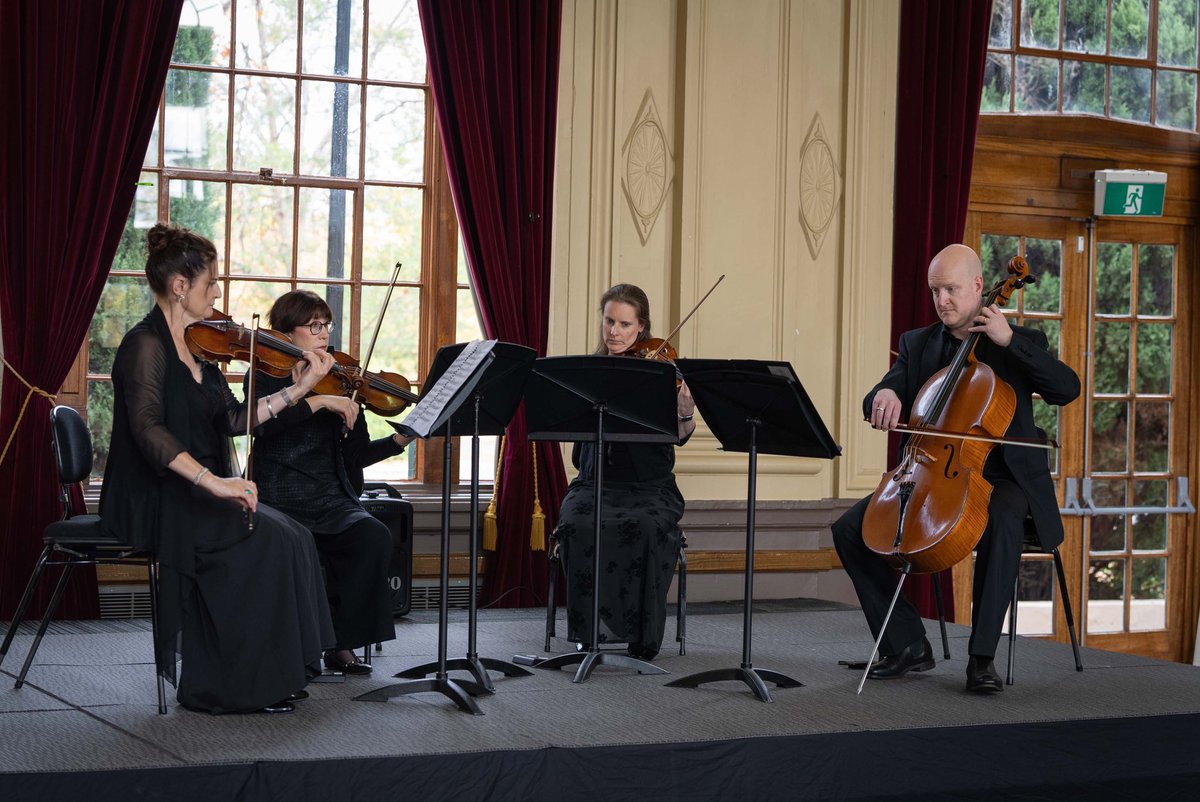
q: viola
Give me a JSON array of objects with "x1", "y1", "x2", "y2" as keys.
[
  {"x1": 860, "y1": 256, "x2": 1037, "y2": 574},
  {"x1": 185, "y1": 310, "x2": 419, "y2": 417}
]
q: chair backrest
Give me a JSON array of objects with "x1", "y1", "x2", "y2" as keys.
[{"x1": 49, "y1": 405, "x2": 94, "y2": 487}]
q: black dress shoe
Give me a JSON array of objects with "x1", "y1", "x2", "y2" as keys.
[
  {"x1": 285, "y1": 689, "x2": 309, "y2": 702},
  {"x1": 627, "y1": 643, "x2": 660, "y2": 661},
  {"x1": 866, "y1": 637, "x2": 935, "y2": 680},
  {"x1": 324, "y1": 650, "x2": 372, "y2": 676},
  {"x1": 965, "y1": 656, "x2": 1003, "y2": 693},
  {"x1": 257, "y1": 700, "x2": 295, "y2": 714}
]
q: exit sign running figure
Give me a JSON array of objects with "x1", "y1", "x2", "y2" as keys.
[{"x1": 1094, "y1": 169, "x2": 1167, "y2": 217}]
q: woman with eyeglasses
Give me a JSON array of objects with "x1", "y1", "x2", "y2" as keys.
[{"x1": 247, "y1": 289, "x2": 412, "y2": 675}]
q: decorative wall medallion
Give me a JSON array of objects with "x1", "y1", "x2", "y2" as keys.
[
  {"x1": 798, "y1": 113, "x2": 842, "y2": 259},
  {"x1": 621, "y1": 89, "x2": 674, "y2": 245}
]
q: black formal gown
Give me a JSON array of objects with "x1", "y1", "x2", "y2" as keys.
[
  {"x1": 100, "y1": 307, "x2": 334, "y2": 713},
  {"x1": 249, "y1": 371, "x2": 401, "y2": 652},
  {"x1": 556, "y1": 439, "x2": 686, "y2": 654}
]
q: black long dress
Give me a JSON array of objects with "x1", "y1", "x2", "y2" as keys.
[
  {"x1": 99, "y1": 307, "x2": 334, "y2": 713},
  {"x1": 249, "y1": 371, "x2": 401, "y2": 652},
  {"x1": 556, "y1": 439, "x2": 686, "y2": 654}
]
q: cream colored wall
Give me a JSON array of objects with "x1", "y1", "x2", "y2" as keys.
[{"x1": 550, "y1": 0, "x2": 899, "y2": 502}]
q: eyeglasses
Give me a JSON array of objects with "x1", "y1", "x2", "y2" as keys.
[{"x1": 306, "y1": 321, "x2": 334, "y2": 335}]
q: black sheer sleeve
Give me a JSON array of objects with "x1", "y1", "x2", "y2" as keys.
[
  {"x1": 210, "y1": 363, "x2": 253, "y2": 436},
  {"x1": 111, "y1": 329, "x2": 187, "y2": 474}
]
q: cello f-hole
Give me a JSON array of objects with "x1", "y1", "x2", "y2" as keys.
[{"x1": 942, "y1": 443, "x2": 959, "y2": 479}]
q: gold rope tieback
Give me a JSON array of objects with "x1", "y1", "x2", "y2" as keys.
[
  {"x1": 482, "y1": 434, "x2": 506, "y2": 551},
  {"x1": 530, "y1": 442, "x2": 545, "y2": 552},
  {"x1": 0, "y1": 355, "x2": 58, "y2": 469}
]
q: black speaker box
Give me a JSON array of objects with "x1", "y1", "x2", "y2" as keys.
[{"x1": 360, "y1": 484, "x2": 413, "y2": 617}]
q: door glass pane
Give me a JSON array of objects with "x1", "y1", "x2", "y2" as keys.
[
  {"x1": 1088, "y1": 558, "x2": 1126, "y2": 633},
  {"x1": 363, "y1": 86, "x2": 426, "y2": 182},
  {"x1": 173, "y1": 7, "x2": 231, "y2": 68},
  {"x1": 1032, "y1": 398, "x2": 1060, "y2": 473},
  {"x1": 1015, "y1": 559, "x2": 1054, "y2": 636},
  {"x1": 1133, "y1": 401, "x2": 1170, "y2": 472},
  {"x1": 232, "y1": 75, "x2": 297, "y2": 173},
  {"x1": 1130, "y1": 557, "x2": 1166, "y2": 631},
  {"x1": 1132, "y1": 498, "x2": 1167, "y2": 550},
  {"x1": 299, "y1": 80, "x2": 362, "y2": 179},
  {"x1": 168, "y1": 180, "x2": 227, "y2": 257},
  {"x1": 1135, "y1": 323, "x2": 1172, "y2": 394},
  {"x1": 362, "y1": 186, "x2": 424, "y2": 282},
  {"x1": 1159, "y1": 0, "x2": 1200, "y2": 67},
  {"x1": 1095, "y1": 242, "x2": 1132, "y2": 313},
  {"x1": 366, "y1": 2, "x2": 428, "y2": 82},
  {"x1": 1022, "y1": 238, "x2": 1062, "y2": 312},
  {"x1": 981, "y1": 234, "x2": 1020, "y2": 283},
  {"x1": 1137, "y1": 244, "x2": 1175, "y2": 315},
  {"x1": 235, "y1": 0, "x2": 298, "y2": 72},
  {"x1": 1090, "y1": 480, "x2": 1127, "y2": 551},
  {"x1": 165, "y1": 69, "x2": 229, "y2": 170},
  {"x1": 1024, "y1": 318, "x2": 1060, "y2": 358},
  {"x1": 1091, "y1": 400, "x2": 1129, "y2": 472},
  {"x1": 302, "y1": 0, "x2": 363, "y2": 78},
  {"x1": 1093, "y1": 322, "x2": 1130, "y2": 393}
]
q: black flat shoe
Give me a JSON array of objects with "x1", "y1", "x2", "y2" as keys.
[
  {"x1": 285, "y1": 690, "x2": 309, "y2": 702},
  {"x1": 324, "y1": 650, "x2": 372, "y2": 676},
  {"x1": 627, "y1": 643, "x2": 660, "y2": 661},
  {"x1": 866, "y1": 637, "x2": 935, "y2": 680},
  {"x1": 258, "y1": 700, "x2": 295, "y2": 714},
  {"x1": 965, "y1": 656, "x2": 1003, "y2": 693}
]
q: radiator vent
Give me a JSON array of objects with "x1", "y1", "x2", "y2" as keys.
[
  {"x1": 408, "y1": 579, "x2": 476, "y2": 611},
  {"x1": 99, "y1": 585, "x2": 153, "y2": 619}
]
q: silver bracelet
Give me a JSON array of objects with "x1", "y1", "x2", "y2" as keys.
[
  {"x1": 265, "y1": 395, "x2": 276, "y2": 419},
  {"x1": 678, "y1": 414, "x2": 694, "y2": 422},
  {"x1": 280, "y1": 386, "x2": 294, "y2": 407},
  {"x1": 192, "y1": 467, "x2": 210, "y2": 486}
]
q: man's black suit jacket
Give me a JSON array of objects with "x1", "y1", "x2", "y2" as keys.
[{"x1": 864, "y1": 322, "x2": 1081, "y2": 550}]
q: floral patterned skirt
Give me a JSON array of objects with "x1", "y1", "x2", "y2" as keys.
[{"x1": 556, "y1": 477, "x2": 683, "y2": 651}]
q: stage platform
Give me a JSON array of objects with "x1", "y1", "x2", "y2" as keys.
[{"x1": 2, "y1": 599, "x2": 1199, "y2": 800}]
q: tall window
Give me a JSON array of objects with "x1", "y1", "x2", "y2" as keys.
[
  {"x1": 84, "y1": 0, "x2": 483, "y2": 485},
  {"x1": 984, "y1": 0, "x2": 1200, "y2": 130}
]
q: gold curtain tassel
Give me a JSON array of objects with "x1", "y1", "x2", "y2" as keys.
[
  {"x1": 482, "y1": 434, "x2": 506, "y2": 551},
  {"x1": 530, "y1": 443, "x2": 545, "y2": 551}
]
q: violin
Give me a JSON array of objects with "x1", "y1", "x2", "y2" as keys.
[
  {"x1": 615, "y1": 274, "x2": 726, "y2": 376},
  {"x1": 185, "y1": 310, "x2": 419, "y2": 417},
  {"x1": 860, "y1": 256, "x2": 1037, "y2": 574}
]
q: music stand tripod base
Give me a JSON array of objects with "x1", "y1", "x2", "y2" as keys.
[
  {"x1": 665, "y1": 665, "x2": 802, "y2": 703},
  {"x1": 395, "y1": 655, "x2": 532, "y2": 691},
  {"x1": 536, "y1": 649, "x2": 667, "y2": 683},
  {"x1": 354, "y1": 675, "x2": 489, "y2": 714}
]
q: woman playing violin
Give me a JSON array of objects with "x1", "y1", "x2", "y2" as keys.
[
  {"x1": 247, "y1": 290, "x2": 412, "y2": 675},
  {"x1": 99, "y1": 223, "x2": 335, "y2": 714},
  {"x1": 554, "y1": 284, "x2": 696, "y2": 660}
]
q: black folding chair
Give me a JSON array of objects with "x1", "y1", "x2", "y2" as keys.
[
  {"x1": 0, "y1": 405, "x2": 166, "y2": 713},
  {"x1": 544, "y1": 529, "x2": 687, "y2": 656}
]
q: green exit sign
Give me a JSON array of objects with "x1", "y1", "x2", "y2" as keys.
[{"x1": 1094, "y1": 169, "x2": 1167, "y2": 217}]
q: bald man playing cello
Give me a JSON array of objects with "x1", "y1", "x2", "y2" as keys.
[{"x1": 832, "y1": 244, "x2": 1080, "y2": 693}]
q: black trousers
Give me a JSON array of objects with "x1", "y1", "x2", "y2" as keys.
[
  {"x1": 313, "y1": 516, "x2": 395, "y2": 651},
  {"x1": 831, "y1": 478, "x2": 1027, "y2": 660}
]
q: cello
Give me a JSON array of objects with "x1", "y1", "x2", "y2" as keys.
[{"x1": 854, "y1": 255, "x2": 1046, "y2": 691}]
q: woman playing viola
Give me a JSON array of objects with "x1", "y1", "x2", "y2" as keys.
[
  {"x1": 100, "y1": 224, "x2": 335, "y2": 714},
  {"x1": 554, "y1": 284, "x2": 696, "y2": 660},
  {"x1": 248, "y1": 290, "x2": 412, "y2": 675}
]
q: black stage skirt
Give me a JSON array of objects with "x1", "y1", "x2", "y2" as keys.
[
  {"x1": 177, "y1": 499, "x2": 334, "y2": 714},
  {"x1": 557, "y1": 478, "x2": 684, "y2": 651}
]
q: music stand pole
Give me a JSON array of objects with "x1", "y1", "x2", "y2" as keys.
[{"x1": 355, "y1": 419, "x2": 488, "y2": 713}]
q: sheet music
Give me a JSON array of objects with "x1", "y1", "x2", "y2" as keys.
[{"x1": 397, "y1": 339, "x2": 497, "y2": 438}]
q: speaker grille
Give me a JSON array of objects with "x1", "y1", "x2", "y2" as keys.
[
  {"x1": 408, "y1": 580, "x2": 478, "y2": 611},
  {"x1": 99, "y1": 585, "x2": 153, "y2": 619}
]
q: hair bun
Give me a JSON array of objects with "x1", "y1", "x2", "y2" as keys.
[{"x1": 146, "y1": 222, "x2": 185, "y2": 256}]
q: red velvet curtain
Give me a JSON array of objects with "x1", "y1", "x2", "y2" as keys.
[
  {"x1": 0, "y1": 0, "x2": 182, "y2": 618},
  {"x1": 418, "y1": 0, "x2": 566, "y2": 607},
  {"x1": 890, "y1": 0, "x2": 992, "y2": 617}
]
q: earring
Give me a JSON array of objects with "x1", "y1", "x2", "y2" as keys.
[{"x1": 176, "y1": 294, "x2": 185, "y2": 303}]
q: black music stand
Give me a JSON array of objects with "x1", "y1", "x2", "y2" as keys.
[
  {"x1": 355, "y1": 340, "x2": 496, "y2": 714},
  {"x1": 525, "y1": 355, "x2": 678, "y2": 683},
  {"x1": 394, "y1": 342, "x2": 537, "y2": 691},
  {"x1": 665, "y1": 359, "x2": 841, "y2": 702}
]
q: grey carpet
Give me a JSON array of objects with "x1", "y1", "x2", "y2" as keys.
[{"x1": 2, "y1": 605, "x2": 1198, "y2": 774}]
